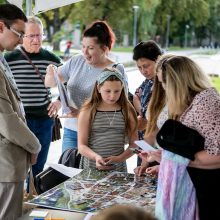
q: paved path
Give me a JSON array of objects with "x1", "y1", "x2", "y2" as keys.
[{"x1": 70, "y1": 48, "x2": 220, "y2": 76}]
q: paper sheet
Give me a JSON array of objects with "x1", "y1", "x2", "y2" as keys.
[
  {"x1": 53, "y1": 67, "x2": 72, "y2": 115},
  {"x1": 29, "y1": 210, "x2": 48, "y2": 217},
  {"x1": 47, "y1": 163, "x2": 83, "y2": 177},
  {"x1": 134, "y1": 140, "x2": 157, "y2": 152}
]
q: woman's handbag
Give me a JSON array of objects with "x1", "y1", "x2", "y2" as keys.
[
  {"x1": 52, "y1": 117, "x2": 62, "y2": 142},
  {"x1": 156, "y1": 119, "x2": 204, "y2": 160}
]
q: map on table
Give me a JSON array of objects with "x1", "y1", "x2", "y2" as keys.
[{"x1": 26, "y1": 169, "x2": 157, "y2": 214}]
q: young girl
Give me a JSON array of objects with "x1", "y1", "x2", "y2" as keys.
[{"x1": 78, "y1": 68, "x2": 138, "y2": 172}]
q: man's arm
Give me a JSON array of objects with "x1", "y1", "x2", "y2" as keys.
[{"x1": 0, "y1": 74, "x2": 41, "y2": 154}]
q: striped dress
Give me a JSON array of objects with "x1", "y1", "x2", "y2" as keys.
[{"x1": 80, "y1": 110, "x2": 127, "y2": 172}]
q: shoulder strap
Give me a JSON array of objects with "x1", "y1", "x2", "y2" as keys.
[
  {"x1": 19, "y1": 47, "x2": 51, "y2": 101},
  {"x1": 19, "y1": 47, "x2": 44, "y2": 82}
]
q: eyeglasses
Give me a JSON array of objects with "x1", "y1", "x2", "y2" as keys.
[
  {"x1": 24, "y1": 34, "x2": 45, "y2": 40},
  {"x1": 8, "y1": 26, "x2": 24, "y2": 39}
]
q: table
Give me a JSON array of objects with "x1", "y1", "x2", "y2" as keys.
[
  {"x1": 18, "y1": 208, "x2": 86, "y2": 220},
  {"x1": 26, "y1": 170, "x2": 156, "y2": 214}
]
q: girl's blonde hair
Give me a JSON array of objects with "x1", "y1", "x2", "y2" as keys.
[
  {"x1": 80, "y1": 70, "x2": 137, "y2": 136},
  {"x1": 145, "y1": 75, "x2": 166, "y2": 136},
  {"x1": 145, "y1": 54, "x2": 172, "y2": 136},
  {"x1": 157, "y1": 54, "x2": 211, "y2": 119}
]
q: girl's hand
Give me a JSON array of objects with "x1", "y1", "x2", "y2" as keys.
[
  {"x1": 146, "y1": 165, "x2": 160, "y2": 176},
  {"x1": 134, "y1": 160, "x2": 148, "y2": 176},
  {"x1": 138, "y1": 150, "x2": 162, "y2": 163},
  {"x1": 134, "y1": 165, "x2": 147, "y2": 176},
  {"x1": 138, "y1": 151, "x2": 149, "y2": 162},
  {"x1": 95, "y1": 155, "x2": 114, "y2": 171},
  {"x1": 47, "y1": 100, "x2": 61, "y2": 117},
  {"x1": 104, "y1": 155, "x2": 122, "y2": 164},
  {"x1": 148, "y1": 150, "x2": 162, "y2": 163}
]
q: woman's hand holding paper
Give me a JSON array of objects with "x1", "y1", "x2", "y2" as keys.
[{"x1": 59, "y1": 107, "x2": 79, "y2": 118}]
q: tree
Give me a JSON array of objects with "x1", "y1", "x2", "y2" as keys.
[
  {"x1": 153, "y1": 0, "x2": 209, "y2": 47},
  {"x1": 40, "y1": 5, "x2": 75, "y2": 50},
  {"x1": 134, "y1": 0, "x2": 160, "y2": 42},
  {"x1": 2, "y1": 0, "x2": 220, "y2": 48},
  {"x1": 67, "y1": 0, "x2": 134, "y2": 45},
  {"x1": 197, "y1": 0, "x2": 220, "y2": 47}
]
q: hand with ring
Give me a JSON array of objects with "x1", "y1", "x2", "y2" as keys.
[{"x1": 47, "y1": 100, "x2": 61, "y2": 117}]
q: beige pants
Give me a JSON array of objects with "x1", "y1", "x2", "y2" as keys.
[{"x1": 0, "y1": 181, "x2": 24, "y2": 220}]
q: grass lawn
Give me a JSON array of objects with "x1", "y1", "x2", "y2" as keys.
[
  {"x1": 112, "y1": 47, "x2": 133, "y2": 52},
  {"x1": 53, "y1": 50, "x2": 63, "y2": 56},
  {"x1": 211, "y1": 76, "x2": 220, "y2": 92}
]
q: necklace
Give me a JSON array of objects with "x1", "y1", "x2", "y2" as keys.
[{"x1": 105, "y1": 110, "x2": 117, "y2": 127}]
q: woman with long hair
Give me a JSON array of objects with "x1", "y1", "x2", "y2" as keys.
[{"x1": 141, "y1": 54, "x2": 220, "y2": 220}]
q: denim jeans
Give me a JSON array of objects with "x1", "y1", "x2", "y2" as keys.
[
  {"x1": 62, "y1": 127, "x2": 77, "y2": 152},
  {"x1": 26, "y1": 118, "x2": 54, "y2": 177}
]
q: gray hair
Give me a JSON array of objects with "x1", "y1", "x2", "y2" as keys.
[{"x1": 27, "y1": 16, "x2": 43, "y2": 29}]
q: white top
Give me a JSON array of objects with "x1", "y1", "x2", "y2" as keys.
[{"x1": 157, "y1": 106, "x2": 169, "y2": 129}]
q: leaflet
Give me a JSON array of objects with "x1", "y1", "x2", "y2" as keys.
[
  {"x1": 53, "y1": 65, "x2": 72, "y2": 115},
  {"x1": 134, "y1": 140, "x2": 157, "y2": 152},
  {"x1": 47, "y1": 163, "x2": 83, "y2": 178}
]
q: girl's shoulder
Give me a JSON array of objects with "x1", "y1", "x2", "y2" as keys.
[{"x1": 79, "y1": 106, "x2": 92, "y2": 116}]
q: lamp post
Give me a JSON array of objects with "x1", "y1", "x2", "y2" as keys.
[
  {"x1": 133, "y1": 5, "x2": 139, "y2": 47},
  {"x1": 165, "y1": 14, "x2": 171, "y2": 50},
  {"x1": 184, "y1": 24, "x2": 190, "y2": 48},
  {"x1": 26, "y1": 0, "x2": 33, "y2": 16}
]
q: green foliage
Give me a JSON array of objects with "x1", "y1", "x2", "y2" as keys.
[
  {"x1": 0, "y1": 0, "x2": 7, "y2": 4},
  {"x1": 51, "y1": 28, "x2": 65, "y2": 43},
  {"x1": 153, "y1": 0, "x2": 210, "y2": 46},
  {"x1": 67, "y1": 0, "x2": 134, "y2": 44},
  {"x1": 6, "y1": 0, "x2": 220, "y2": 48},
  {"x1": 69, "y1": 0, "x2": 133, "y2": 26},
  {"x1": 136, "y1": 0, "x2": 160, "y2": 41},
  {"x1": 211, "y1": 76, "x2": 220, "y2": 92}
]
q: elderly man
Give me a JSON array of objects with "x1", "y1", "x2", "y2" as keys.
[
  {"x1": 0, "y1": 4, "x2": 41, "y2": 220},
  {"x1": 5, "y1": 16, "x2": 62, "y2": 182}
]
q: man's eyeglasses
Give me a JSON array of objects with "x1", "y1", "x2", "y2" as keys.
[
  {"x1": 5, "y1": 23, "x2": 24, "y2": 39},
  {"x1": 24, "y1": 34, "x2": 45, "y2": 40}
]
